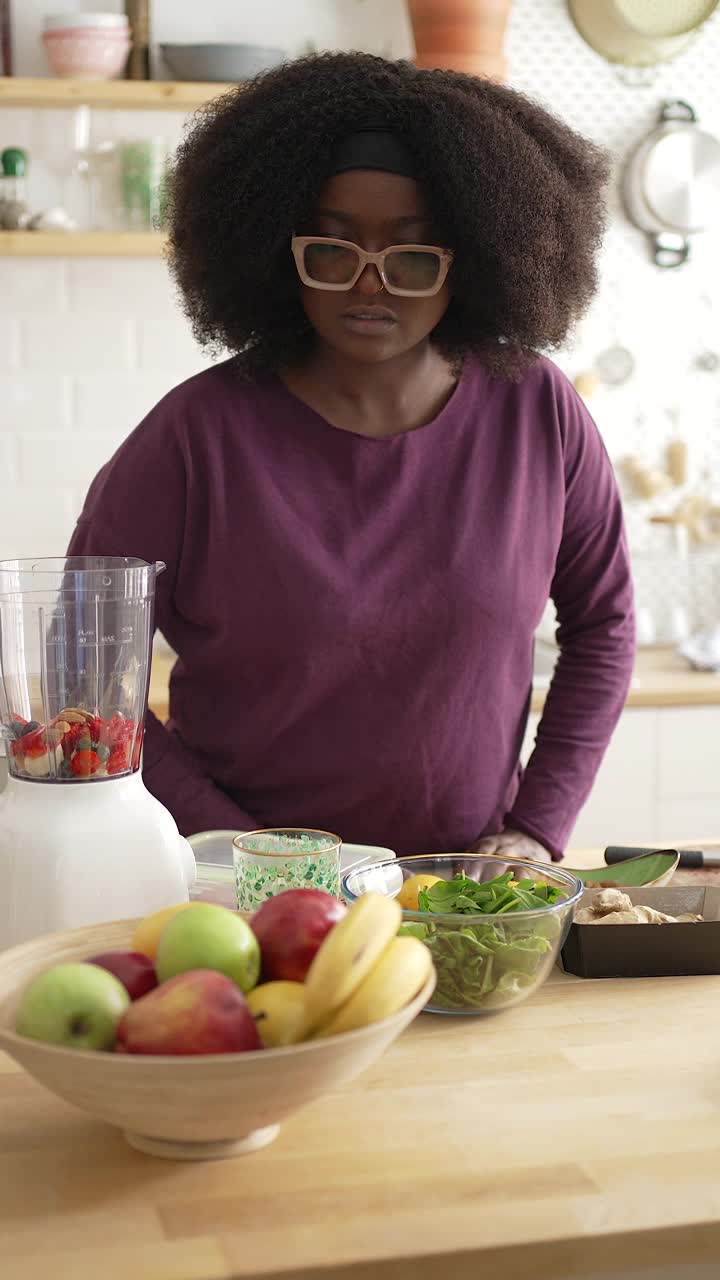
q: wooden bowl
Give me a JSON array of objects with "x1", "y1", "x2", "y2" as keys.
[{"x1": 0, "y1": 918, "x2": 434, "y2": 1161}]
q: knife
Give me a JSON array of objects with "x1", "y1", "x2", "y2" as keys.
[{"x1": 605, "y1": 845, "x2": 720, "y2": 870}]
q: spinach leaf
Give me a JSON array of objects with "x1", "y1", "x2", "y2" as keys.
[{"x1": 406, "y1": 870, "x2": 564, "y2": 1012}]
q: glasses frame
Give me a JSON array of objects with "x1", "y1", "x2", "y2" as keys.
[{"x1": 291, "y1": 235, "x2": 453, "y2": 297}]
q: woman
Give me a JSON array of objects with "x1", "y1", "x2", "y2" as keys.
[{"x1": 69, "y1": 52, "x2": 634, "y2": 862}]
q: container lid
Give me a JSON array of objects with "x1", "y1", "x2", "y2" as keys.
[
  {"x1": 1, "y1": 147, "x2": 28, "y2": 177},
  {"x1": 43, "y1": 13, "x2": 130, "y2": 31}
]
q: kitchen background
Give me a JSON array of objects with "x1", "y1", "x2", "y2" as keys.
[{"x1": 1, "y1": 0, "x2": 719, "y2": 843}]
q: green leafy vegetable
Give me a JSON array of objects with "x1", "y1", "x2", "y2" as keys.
[
  {"x1": 417, "y1": 870, "x2": 564, "y2": 916},
  {"x1": 402, "y1": 871, "x2": 565, "y2": 1012}
]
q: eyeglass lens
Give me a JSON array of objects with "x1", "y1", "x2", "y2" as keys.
[{"x1": 302, "y1": 241, "x2": 441, "y2": 292}]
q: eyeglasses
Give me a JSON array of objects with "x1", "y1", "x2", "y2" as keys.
[{"x1": 291, "y1": 235, "x2": 453, "y2": 297}]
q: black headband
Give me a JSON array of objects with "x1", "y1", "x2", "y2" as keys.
[{"x1": 328, "y1": 123, "x2": 417, "y2": 180}]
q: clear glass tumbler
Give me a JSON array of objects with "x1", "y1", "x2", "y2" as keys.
[{"x1": 233, "y1": 828, "x2": 342, "y2": 912}]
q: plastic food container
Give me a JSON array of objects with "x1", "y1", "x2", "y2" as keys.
[
  {"x1": 42, "y1": 13, "x2": 131, "y2": 80},
  {"x1": 189, "y1": 831, "x2": 396, "y2": 908},
  {"x1": 343, "y1": 853, "x2": 582, "y2": 1016}
]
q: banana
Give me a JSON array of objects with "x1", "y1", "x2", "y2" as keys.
[
  {"x1": 303, "y1": 892, "x2": 402, "y2": 1032},
  {"x1": 315, "y1": 935, "x2": 433, "y2": 1038}
]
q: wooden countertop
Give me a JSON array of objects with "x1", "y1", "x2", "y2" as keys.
[
  {"x1": 4, "y1": 845, "x2": 720, "y2": 1280},
  {"x1": 4, "y1": 959, "x2": 720, "y2": 1278},
  {"x1": 147, "y1": 645, "x2": 720, "y2": 724}
]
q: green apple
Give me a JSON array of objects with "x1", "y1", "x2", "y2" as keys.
[
  {"x1": 15, "y1": 962, "x2": 130, "y2": 1051},
  {"x1": 156, "y1": 903, "x2": 261, "y2": 992}
]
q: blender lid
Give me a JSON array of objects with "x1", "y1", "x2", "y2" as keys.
[{"x1": 0, "y1": 558, "x2": 166, "y2": 598}]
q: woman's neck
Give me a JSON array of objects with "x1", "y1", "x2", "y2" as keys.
[{"x1": 283, "y1": 341, "x2": 458, "y2": 439}]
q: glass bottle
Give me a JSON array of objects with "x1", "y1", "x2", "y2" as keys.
[{"x1": 0, "y1": 147, "x2": 31, "y2": 230}]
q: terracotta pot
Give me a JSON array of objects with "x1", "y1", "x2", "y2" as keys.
[{"x1": 407, "y1": 0, "x2": 512, "y2": 80}]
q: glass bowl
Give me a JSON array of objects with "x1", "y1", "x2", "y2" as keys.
[{"x1": 342, "y1": 854, "x2": 582, "y2": 1016}]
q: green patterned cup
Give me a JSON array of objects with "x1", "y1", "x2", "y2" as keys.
[{"x1": 232, "y1": 828, "x2": 342, "y2": 912}]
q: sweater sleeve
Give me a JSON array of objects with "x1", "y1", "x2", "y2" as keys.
[
  {"x1": 505, "y1": 380, "x2": 635, "y2": 858},
  {"x1": 66, "y1": 401, "x2": 259, "y2": 838}
]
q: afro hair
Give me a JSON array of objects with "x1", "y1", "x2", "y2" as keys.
[{"x1": 167, "y1": 52, "x2": 610, "y2": 379}]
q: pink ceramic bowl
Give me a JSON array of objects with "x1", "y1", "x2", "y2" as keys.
[{"x1": 42, "y1": 25, "x2": 131, "y2": 80}]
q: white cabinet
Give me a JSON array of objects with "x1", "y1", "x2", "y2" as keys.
[
  {"x1": 522, "y1": 705, "x2": 720, "y2": 850},
  {"x1": 656, "y1": 706, "x2": 720, "y2": 841}
]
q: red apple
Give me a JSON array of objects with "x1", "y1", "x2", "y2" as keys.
[
  {"x1": 116, "y1": 969, "x2": 263, "y2": 1055},
  {"x1": 251, "y1": 889, "x2": 346, "y2": 983},
  {"x1": 85, "y1": 950, "x2": 158, "y2": 1001}
]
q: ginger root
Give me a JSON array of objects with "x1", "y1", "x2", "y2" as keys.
[{"x1": 576, "y1": 889, "x2": 702, "y2": 925}]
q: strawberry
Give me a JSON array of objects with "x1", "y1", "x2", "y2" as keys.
[
  {"x1": 20, "y1": 726, "x2": 49, "y2": 758},
  {"x1": 16, "y1": 725, "x2": 53, "y2": 778},
  {"x1": 86, "y1": 715, "x2": 105, "y2": 747},
  {"x1": 70, "y1": 749, "x2": 101, "y2": 778},
  {"x1": 106, "y1": 743, "x2": 132, "y2": 775},
  {"x1": 110, "y1": 715, "x2": 135, "y2": 742}
]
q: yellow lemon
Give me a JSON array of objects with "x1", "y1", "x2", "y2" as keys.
[
  {"x1": 396, "y1": 873, "x2": 443, "y2": 912},
  {"x1": 246, "y1": 981, "x2": 307, "y2": 1048},
  {"x1": 131, "y1": 902, "x2": 193, "y2": 960}
]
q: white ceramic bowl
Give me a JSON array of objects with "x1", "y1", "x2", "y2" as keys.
[{"x1": 0, "y1": 917, "x2": 433, "y2": 1161}]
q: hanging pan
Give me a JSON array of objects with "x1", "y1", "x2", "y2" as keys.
[{"x1": 622, "y1": 99, "x2": 720, "y2": 267}]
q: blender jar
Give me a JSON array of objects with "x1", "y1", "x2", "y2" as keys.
[{"x1": 0, "y1": 557, "x2": 164, "y2": 783}]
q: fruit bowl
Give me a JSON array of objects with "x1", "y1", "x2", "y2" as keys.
[
  {"x1": 343, "y1": 854, "x2": 582, "y2": 1016},
  {"x1": 0, "y1": 917, "x2": 434, "y2": 1161}
]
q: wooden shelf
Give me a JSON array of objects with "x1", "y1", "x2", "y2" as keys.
[
  {"x1": 0, "y1": 230, "x2": 166, "y2": 256},
  {"x1": 0, "y1": 75, "x2": 233, "y2": 111}
]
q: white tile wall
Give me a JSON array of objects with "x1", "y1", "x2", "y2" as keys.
[
  {"x1": 0, "y1": 373, "x2": 72, "y2": 430},
  {"x1": 0, "y1": 254, "x2": 209, "y2": 559},
  {"x1": 1, "y1": 0, "x2": 417, "y2": 564},
  {"x1": 0, "y1": 318, "x2": 21, "y2": 372},
  {"x1": 1, "y1": 0, "x2": 719, "y2": 633},
  {"x1": 134, "y1": 309, "x2": 209, "y2": 373},
  {"x1": 67, "y1": 258, "x2": 174, "y2": 312},
  {"x1": 73, "y1": 372, "x2": 174, "y2": 431},
  {"x1": 0, "y1": 434, "x2": 16, "y2": 481},
  {"x1": 1, "y1": 258, "x2": 66, "y2": 313},
  {"x1": 19, "y1": 311, "x2": 136, "y2": 372}
]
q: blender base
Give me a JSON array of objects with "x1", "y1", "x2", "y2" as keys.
[{"x1": 0, "y1": 771, "x2": 196, "y2": 950}]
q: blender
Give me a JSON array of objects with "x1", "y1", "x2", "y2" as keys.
[{"x1": 0, "y1": 557, "x2": 195, "y2": 950}]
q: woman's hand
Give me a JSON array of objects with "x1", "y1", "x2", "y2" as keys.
[{"x1": 463, "y1": 828, "x2": 553, "y2": 880}]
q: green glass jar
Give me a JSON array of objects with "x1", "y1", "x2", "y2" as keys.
[{"x1": 233, "y1": 828, "x2": 342, "y2": 912}]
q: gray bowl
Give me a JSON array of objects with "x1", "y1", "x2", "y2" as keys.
[{"x1": 160, "y1": 43, "x2": 285, "y2": 83}]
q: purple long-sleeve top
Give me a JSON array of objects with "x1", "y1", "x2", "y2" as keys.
[{"x1": 68, "y1": 355, "x2": 634, "y2": 857}]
